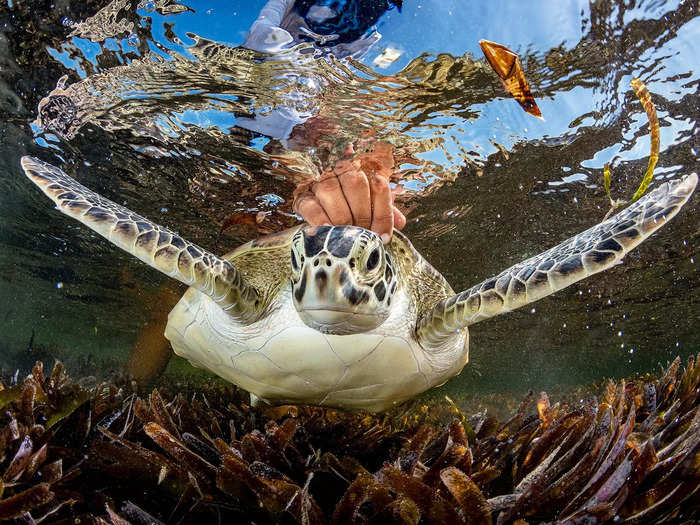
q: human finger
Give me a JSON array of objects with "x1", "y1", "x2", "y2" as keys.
[
  {"x1": 337, "y1": 168, "x2": 372, "y2": 229},
  {"x1": 314, "y1": 175, "x2": 353, "y2": 225},
  {"x1": 393, "y1": 206, "x2": 406, "y2": 230},
  {"x1": 295, "y1": 194, "x2": 331, "y2": 226},
  {"x1": 369, "y1": 175, "x2": 394, "y2": 243}
]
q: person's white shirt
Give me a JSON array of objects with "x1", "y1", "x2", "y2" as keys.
[{"x1": 237, "y1": 0, "x2": 382, "y2": 141}]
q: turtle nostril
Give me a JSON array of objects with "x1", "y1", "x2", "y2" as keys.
[
  {"x1": 325, "y1": 259, "x2": 331, "y2": 266},
  {"x1": 313, "y1": 259, "x2": 319, "y2": 267}
]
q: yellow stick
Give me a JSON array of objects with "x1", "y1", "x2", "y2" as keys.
[
  {"x1": 630, "y1": 78, "x2": 660, "y2": 201},
  {"x1": 603, "y1": 162, "x2": 613, "y2": 205},
  {"x1": 601, "y1": 78, "x2": 659, "y2": 220}
]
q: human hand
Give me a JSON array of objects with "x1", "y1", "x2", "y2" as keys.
[{"x1": 293, "y1": 143, "x2": 406, "y2": 243}]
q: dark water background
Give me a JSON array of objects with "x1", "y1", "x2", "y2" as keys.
[{"x1": 0, "y1": 0, "x2": 697, "y2": 405}]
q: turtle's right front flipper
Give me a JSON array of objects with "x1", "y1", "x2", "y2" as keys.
[
  {"x1": 22, "y1": 156, "x2": 261, "y2": 324},
  {"x1": 417, "y1": 173, "x2": 697, "y2": 349}
]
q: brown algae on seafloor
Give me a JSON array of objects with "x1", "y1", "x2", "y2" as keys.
[{"x1": 0, "y1": 357, "x2": 699, "y2": 523}]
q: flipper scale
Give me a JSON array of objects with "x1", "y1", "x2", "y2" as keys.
[
  {"x1": 417, "y1": 174, "x2": 697, "y2": 348},
  {"x1": 22, "y1": 156, "x2": 261, "y2": 323}
]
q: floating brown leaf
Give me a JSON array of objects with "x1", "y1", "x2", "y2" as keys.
[{"x1": 479, "y1": 39, "x2": 542, "y2": 118}]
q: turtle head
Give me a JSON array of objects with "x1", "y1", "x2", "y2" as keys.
[{"x1": 290, "y1": 226, "x2": 398, "y2": 334}]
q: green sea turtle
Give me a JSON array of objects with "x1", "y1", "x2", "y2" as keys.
[{"x1": 22, "y1": 156, "x2": 697, "y2": 411}]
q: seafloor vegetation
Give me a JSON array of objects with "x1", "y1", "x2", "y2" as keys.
[{"x1": 0, "y1": 354, "x2": 698, "y2": 524}]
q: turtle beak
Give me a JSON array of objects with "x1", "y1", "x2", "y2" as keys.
[
  {"x1": 293, "y1": 261, "x2": 380, "y2": 334},
  {"x1": 297, "y1": 261, "x2": 369, "y2": 312}
]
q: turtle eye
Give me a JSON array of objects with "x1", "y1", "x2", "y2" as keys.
[{"x1": 366, "y1": 248, "x2": 380, "y2": 271}]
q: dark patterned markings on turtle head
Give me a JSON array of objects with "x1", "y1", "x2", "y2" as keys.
[
  {"x1": 315, "y1": 269, "x2": 328, "y2": 294},
  {"x1": 304, "y1": 226, "x2": 332, "y2": 257},
  {"x1": 294, "y1": 269, "x2": 308, "y2": 303},
  {"x1": 328, "y1": 227, "x2": 354, "y2": 258},
  {"x1": 344, "y1": 284, "x2": 369, "y2": 306}
]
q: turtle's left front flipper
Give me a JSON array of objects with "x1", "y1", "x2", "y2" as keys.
[
  {"x1": 417, "y1": 174, "x2": 697, "y2": 349},
  {"x1": 22, "y1": 156, "x2": 262, "y2": 324}
]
